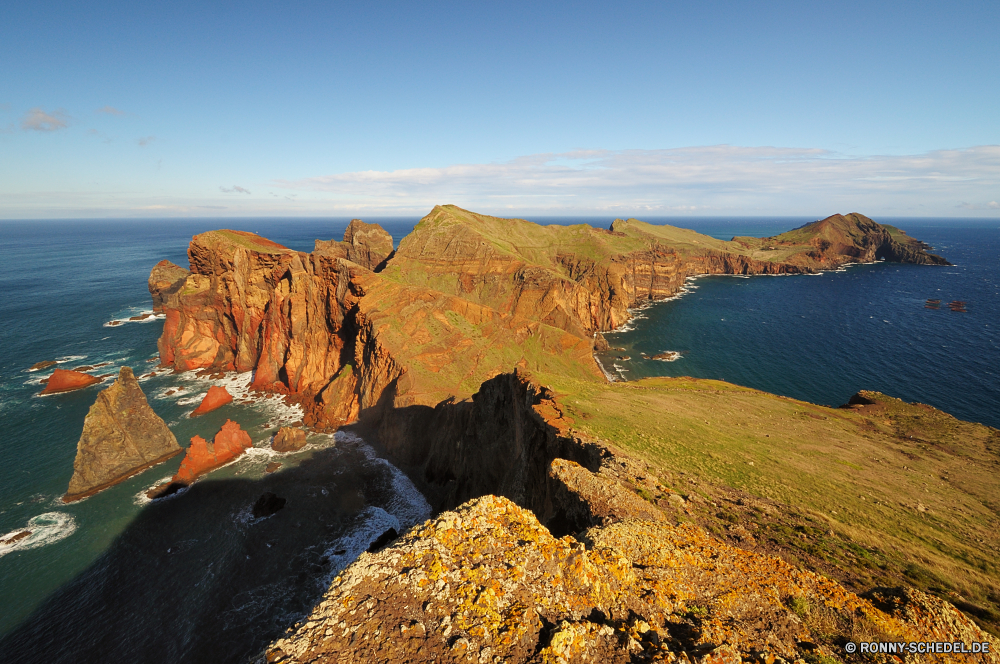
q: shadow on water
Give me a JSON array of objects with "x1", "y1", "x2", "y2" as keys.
[{"x1": 0, "y1": 442, "x2": 409, "y2": 664}]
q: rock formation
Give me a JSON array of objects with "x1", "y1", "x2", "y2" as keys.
[
  {"x1": 271, "y1": 426, "x2": 307, "y2": 452},
  {"x1": 41, "y1": 368, "x2": 102, "y2": 395},
  {"x1": 252, "y1": 492, "x2": 286, "y2": 518},
  {"x1": 148, "y1": 259, "x2": 191, "y2": 313},
  {"x1": 63, "y1": 367, "x2": 182, "y2": 502},
  {"x1": 173, "y1": 419, "x2": 252, "y2": 485},
  {"x1": 313, "y1": 219, "x2": 394, "y2": 271},
  {"x1": 28, "y1": 360, "x2": 56, "y2": 371},
  {"x1": 135, "y1": 209, "x2": 1000, "y2": 659},
  {"x1": 266, "y1": 494, "x2": 998, "y2": 664},
  {"x1": 189, "y1": 385, "x2": 233, "y2": 417},
  {"x1": 150, "y1": 206, "x2": 950, "y2": 437}
]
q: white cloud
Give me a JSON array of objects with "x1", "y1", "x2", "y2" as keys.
[
  {"x1": 21, "y1": 107, "x2": 70, "y2": 132},
  {"x1": 137, "y1": 135, "x2": 155, "y2": 146},
  {"x1": 274, "y1": 145, "x2": 1000, "y2": 216},
  {"x1": 220, "y1": 185, "x2": 251, "y2": 194},
  {"x1": 96, "y1": 106, "x2": 126, "y2": 116}
]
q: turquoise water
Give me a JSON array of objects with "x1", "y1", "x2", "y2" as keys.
[
  {"x1": 0, "y1": 219, "x2": 428, "y2": 661},
  {"x1": 0, "y1": 216, "x2": 996, "y2": 661},
  {"x1": 597, "y1": 220, "x2": 1000, "y2": 428}
]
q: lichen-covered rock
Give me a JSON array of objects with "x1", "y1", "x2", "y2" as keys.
[
  {"x1": 546, "y1": 458, "x2": 665, "y2": 534},
  {"x1": 173, "y1": 419, "x2": 252, "y2": 484},
  {"x1": 189, "y1": 385, "x2": 233, "y2": 417},
  {"x1": 266, "y1": 495, "x2": 999, "y2": 664},
  {"x1": 63, "y1": 367, "x2": 181, "y2": 502},
  {"x1": 41, "y1": 368, "x2": 101, "y2": 395},
  {"x1": 271, "y1": 426, "x2": 307, "y2": 452}
]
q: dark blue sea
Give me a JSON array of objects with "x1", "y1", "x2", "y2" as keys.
[
  {"x1": 0, "y1": 216, "x2": 996, "y2": 662},
  {"x1": 595, "y1": 219, "x2": 1000, "y2": 429}
]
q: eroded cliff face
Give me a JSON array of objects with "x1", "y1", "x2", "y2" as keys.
[{"x1": 150, "y1": 206, "x2": 951, "y2": 436}]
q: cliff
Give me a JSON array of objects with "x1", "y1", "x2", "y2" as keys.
[
  {"x1": 144, "y1": 208, "x2": 995, "y2": 657},
  {"x1": 151, "y1": 206, "x2": 949, "y2": 431},
  {"x1": 63, "y1": 367, "x2": 182, "y2": 502},
  {"x1": 731, "y1": 213, "x2": 951, "y2": 268}
]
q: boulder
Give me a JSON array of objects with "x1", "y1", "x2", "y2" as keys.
[
  {"x1": 366, "y1": 527, "x2": 398, "y2": 553},
  {"x1": 0, "y1": 531, "x2": 32, "y2": 546},
  {"x1": 41, "y1": 368, "x2": 102, "y2": 395},
  {"x1": 271, "y1": 426, "x2": 307, "y2": 453},
  {"x1": 28, "y1": 360, "x2": 57, "y2": 371},
  {"x1": 173, "y1": 419, "x2": 253, "y2": 484},
  {"x1": 190, "y1": 385, "x2": 233, "y2": 417},
  {"x1": 252, "y1": 492, "x2": 286, "y2": 518},
  {"x1": 63, "y1": 367, "x2": 182, "y2": 502}
]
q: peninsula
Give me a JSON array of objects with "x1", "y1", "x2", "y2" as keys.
[{"x1": 144, "y1": 207, "x2": 998, "y2": 661}]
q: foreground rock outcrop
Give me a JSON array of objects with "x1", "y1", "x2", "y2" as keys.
[
  {"x1": 63, "y1": 367, "x2": 182, "y2": 502},
  {"x1": 41, "y1": 368, "x2": 102, "y2": 395},
  {"x1": 266, "y1": 494, "x2": 998, "y2": 664}
]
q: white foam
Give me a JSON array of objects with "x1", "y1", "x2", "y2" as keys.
[
  {"x1": 56, "y1": 355, "x2": 87, "y2": 363},
  {"x1": 133, "y1": 474, "x2": 181, "y2": 506},
  {"x1": 0, "y1": 512, "x2": 77, "y2": 557},
  {"x1": 317, "y1": 506, "x2": 403, "y2": 587},
  {"x1": 104, "y1": 310, "x2": 166, "y2": 327},
  {"x1": 153, "y1": 386, "x2": 191, "y2": 401}
]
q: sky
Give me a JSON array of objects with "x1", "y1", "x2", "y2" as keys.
[{"x1": 1, "y1": 0, "x2": 998, "y2": 219}]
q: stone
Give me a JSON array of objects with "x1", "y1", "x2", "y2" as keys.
[
  {"x1": 252, "y1": 492, "x2": 286, "y2": 518},
  {"x1": 28, "y1": 360, "x2": 56, "y2": 371},
  {"x1": 0, "y1": 531, "x2": 32, "y2": 545},
  {"x1": 190, "y1": 385, "x2": 233, "y2": 417},
  {"x1": 63, "y1": 367, "x2": 182, "y2": 502},
  {"x1": 366, "y1": 527, "x2": 398, "y2": 553},
  {"x1": 265, "y1": 462, "x2": 282, "y2": 473},
  {"x1": 271, "y1": 426, "x2": 307, "y2": 453},
  {"x1": 41, "y1": 368, "x2": 102, "y2": 395},
  {"x1": 172, "y1": 419, "x2": 253, "y2": 485}
]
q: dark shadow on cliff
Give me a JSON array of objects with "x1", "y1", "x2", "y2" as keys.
[
  {"x1": 349, "y1": 370, "x2": 610, "y2": 535},
  {"x1": 0, "y1": 442, "x2": 410, "y2": 664}
]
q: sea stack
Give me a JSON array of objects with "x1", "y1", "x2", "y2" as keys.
[
  {"x1": 190, "y1": 385, "x2": 233, "y2": 417},
  {"x1": 41, "y1": 368, "x2": 102, "y2": 395},
  {"x1": 174, "y1": 419, "x2": 253, "y2": 484},
  {"x1": 63, "y1": 367, "x2": 182, "y2": 502}
]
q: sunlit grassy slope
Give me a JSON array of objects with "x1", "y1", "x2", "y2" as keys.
[{"x1": 539, "y1": 373, "x2": 1000, "y2": 635}]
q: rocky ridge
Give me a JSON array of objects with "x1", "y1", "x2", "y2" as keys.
[
  {"x1": 267, "y1": 494, "x2": 997, "y2": 664},
  {"x1": 63, "y1": 366, "x2": 182, "y2": 502},
  {"x1": 143, "y1": 208, "x2": 977, "y2": 660},
  {"x1": 149, "y1": 206, "x2": 949, "y2": 429}
]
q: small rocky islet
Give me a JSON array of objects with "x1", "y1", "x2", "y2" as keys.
[{"x1": 45, "y1": 208, "x2": 1000, "y2": 660}]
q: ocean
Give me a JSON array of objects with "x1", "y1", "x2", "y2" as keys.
[
  {"x1": 594, "y1": 219, "x2": 1000, "y2": 429},
  {"x1": 0, "y1": 216, "x2": 996, "y2": 662}
]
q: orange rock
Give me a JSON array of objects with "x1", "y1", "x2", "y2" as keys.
[
  {"x1": 41, "y1": 368, "x2": 101, "y2": 395},
  {"x1": 190, "y1": 385, "x2": 233, "y2": 417},
  {"x1": 173, "y1": 419, "x2": 252, "y2": 484}
]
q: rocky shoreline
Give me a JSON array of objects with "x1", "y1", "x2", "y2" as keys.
[{"x1": 48, "y1": 207, "x2": 976, "y2": 662}]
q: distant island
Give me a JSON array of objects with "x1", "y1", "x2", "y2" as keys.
[{"x1": 136, "y1": 207, "x2": 998, "y2": 662}]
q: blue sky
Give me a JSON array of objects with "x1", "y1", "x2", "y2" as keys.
[{"x1": 2, "y1": 0, "x2": 998, "y2": 218}]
